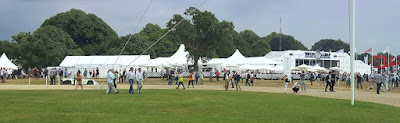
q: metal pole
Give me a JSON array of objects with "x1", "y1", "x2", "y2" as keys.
[
  {"x1": 349, "y1": 0, "x2": 356, "y2": 106},
  {"x1": 388, "y1": 48, "x2": 390, "y2": 73},
  {"x1": 279, "y1": 16, "x2": 282, "y2": 51}
]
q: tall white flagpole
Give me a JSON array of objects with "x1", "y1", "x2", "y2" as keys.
[{"x1": 349, "y1": 0, "x2": 356, "y2": 106}]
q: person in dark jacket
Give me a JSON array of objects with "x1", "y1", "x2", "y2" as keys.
[{"x1": 233, "y1": 71, "x2": 241, "y2": 91}]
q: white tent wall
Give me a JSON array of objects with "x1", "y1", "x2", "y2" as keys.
[{"x1": 59, "y1": 55, "x2": 151, "y2": 78}]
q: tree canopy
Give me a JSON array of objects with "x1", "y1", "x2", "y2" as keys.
[
  {"x1": 311, "y1": 39, "x2": 349, "y2": 52},
  {"x1": 41, "y1": 8, "x2": 118, "y2": 55},
  {"x1": 5, "y1": 8, "x2": 323, "y2": 69},
  {"x1": 16, "y1": 26, "x2": 83, "y2": 68},
  {"x1": 268, "y1": 32, "x2": 308, "y2": 51}
]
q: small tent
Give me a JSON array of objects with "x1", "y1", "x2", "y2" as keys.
[{"x1": 0, "y1": 53, "x2": 18, "y2": 69}]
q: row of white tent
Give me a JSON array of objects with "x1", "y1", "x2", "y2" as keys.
[
  {"x1": 0, "y1": 53, "x2": 18, "y2": 69},
  {"x1": 59, "y1": 44, "x2": 285, "y2": 72}
]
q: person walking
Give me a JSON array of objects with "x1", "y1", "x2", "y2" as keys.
[
  {"x1": 200, "y1": 72, "x2": 204, "y2": 85},
  {"x1": 250, "y1": 72, "x2": 254, "y2": 86},
  {"x1": 224, "y1": 71, "x2": 230, "y2": 91},
  {"x1": 375, "y1": 71, "x2": 384, "y2": 94},
  {"x1": 127, "y1": 67, "x2": 135, "y2": 94},
  {"x1": 136, "y1": 68, "x2": 144, "y2": 94},
  {"x1": 309, "y1": 72, "x2": 314, "y2": 85},
  {"x1": 394, "y1": 73, "x2": 399, "y2": 91},
  {"x1": 233, "y1": 71, "x2": 241, "y2": 91},
  {"x1": 215, "y1": 70, "x2": 220, "y2": 82},
  {"x1": 229, "y1": 71, "x2": 234, "y2": 88},
  {"x1": 96, "y1": 67, "x2": 99, "y2": 78},
  {"x1": 176, "y1": 72, "x2": 185, "y2": 90},
  {"x1": 75, "y1": 70, "x2": 83, "y2": 90},
  {"x1": 356, "y1": 73, "x2": 363, "y2": 89},
  {"x1": 300, "y1": 71, "x2": 306, "y2": 93},
  {"x1": 188, "y1": 71, "x2": 194, "y2": 88},
  {"x1": 245, "y1": 71, "x2": 251, "y2": 86},
  {"x1": 330, "y1": 71, "x2": 336, "y2": 92},
  {"x1": 283, "y1": 75, "x2": 290, "y2": 94},
  {"x1": 325, "y1": 72, "x2": 332, "y2": 92},
  {"x1": 106, "y1": 69, "x2": 118, "y2": 94},
  {"x1": 83, "y1": 68, "x2": 88, "y2": 79},
  {"x1": 175, "y1": 72, "x2": 179, "y2": 85},
  {"x1": 209, "y1": 70, "x2": 214, "y2": 82},
  {"x1": 113, "y1": 70, "x2": 118, "y2": 89},
  {"x1": 195, "y1": 72, "x2": 199, "y2": 85},
  {"x1": 345, "y1": 73, "x2": 351, "y2": 89},
  {"x1": 50, "y1": 68, "x2": 56, "y2": 85}
]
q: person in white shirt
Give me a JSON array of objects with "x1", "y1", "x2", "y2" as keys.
[
  {"x1": 292, "y1": 82, "x2": 300, "y2": 93},
  {"x1": 106, "y1": 69, "x2": 118, "y2": 94},
  {"x1": 136, "y1": 68, "x2": 144, "y2": 94},
  {"x1": 127, "y1": 67, "x2": 136, "y2": 94}
]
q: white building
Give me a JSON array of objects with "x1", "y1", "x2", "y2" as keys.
[{"x1": 264, "y1": 50, "x2": 371, "y2": 74}]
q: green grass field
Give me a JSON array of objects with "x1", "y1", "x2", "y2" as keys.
[{"x1": 0, "y1": 89, "x2": 399, "y2": 122}]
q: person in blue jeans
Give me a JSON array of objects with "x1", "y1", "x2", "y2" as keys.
[{"x1": 127, "y1": 67, "x2": 136, "y2": 94}]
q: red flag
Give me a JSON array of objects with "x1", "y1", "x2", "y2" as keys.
[{"x1": 364, "y1": 48, "x2": 372, "y2": 53}]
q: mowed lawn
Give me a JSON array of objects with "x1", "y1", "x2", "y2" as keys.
[{"x1": 0, "y1": 89, "x2": 399, "y2": 123}]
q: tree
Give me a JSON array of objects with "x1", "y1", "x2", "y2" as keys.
[
  {"x1": 41, "y1": 8, "x2": 118, "y2": 55},
  {"x1": 215, "y1": 21, "x2": 236, "y2": 58},
  {"x1": 239, "y1": 30, "x2": 260, "y2": 46},
  {"x1": 311, "y1": 39, "x2": 349, "y2": 52},
  {"x1": 0, "y1": 40, "x2": 18, "y2": 59},
  {"x1": 251, "y1": 37, "x2": 271, "y2": 56},
  {"x1": 232, "y1": 31, "x2": 251, "y2": 57},
  {"x1": 168, "y1": 7, "x2": 228, "y2": 70},
  {"x1": 17, "y1": 26, "x2": 83, "y2": 68},
  {"x1": 140, "y1": 23, "x2": 179, "y2": 58},
  {"x1": 268, "y1": 32, "x2": 308, "y2": 51}
]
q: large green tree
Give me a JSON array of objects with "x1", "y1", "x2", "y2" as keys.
[
  {"x1": 239, "y1": 30, "x2": 260, "y2": 46},
  {"x1": 232, "y1": 31, "x2": 251, "y2": 57},
  {"x1": 17, "y1": 26, "x2": 83, "y2": 68},
  {"x1": 0, "y1": 40, "x2": 19, "y2": 61},
  {"x1": 311, "y1": 39, "x2": 349, "y2": 52},
  {"x1": 41, "y1": 8, "x2": 118, "y2": 55},
  {"x1": 267, "y1": 32, "x2": 308, "y2": 51},
  {"x1": 168, "y1": 7, "x2": 231, "y2": 70},
  {"x1": 251, "y1": 37, "x2": 271, "y2": 56}
]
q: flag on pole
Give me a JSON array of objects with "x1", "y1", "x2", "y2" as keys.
[
  {"x1": 382, "y1": 47, "x2": 389, "y2": 54},
  {"x1": 364, "y1": 48, "x2": 372, "y2": 53}
]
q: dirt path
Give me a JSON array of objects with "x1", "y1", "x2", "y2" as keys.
[{"x1": 1, "y1": 84, "x2": 399, "y2": 107}]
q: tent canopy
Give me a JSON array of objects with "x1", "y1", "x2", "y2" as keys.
[{"x1": 0, "y1": 53, "x2": 18, "y2": 69}]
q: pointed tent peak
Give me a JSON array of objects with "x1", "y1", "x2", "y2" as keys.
[
  {"x1": 229, "y1": 49, "x2": 245, "y2": 59},
  {"x1": 1, "y1": 53, "x2": 6, "y2": 58},
  {"x1": 178, "y1": 44, "x2": 185, "y2": 50}
]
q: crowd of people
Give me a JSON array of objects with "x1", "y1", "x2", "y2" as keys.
[
  {"x1": 161, "y1": 68, "x2": 256, "y2": 91},
  {"x1": 283, "y1": 70, "x2": 400, "y2": 94}
]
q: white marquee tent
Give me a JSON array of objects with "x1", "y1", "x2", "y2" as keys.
[{"x1": 0, "y1": 53, "x2": 18, "y2": 69}]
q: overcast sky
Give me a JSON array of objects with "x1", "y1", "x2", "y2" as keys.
[{"x1": 1, "y1": 0, "x2": 399, "y2": 54}]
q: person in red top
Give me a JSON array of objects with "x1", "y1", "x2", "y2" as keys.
[
  {"x1": 188, "y1": 71, "x2": 194, "y2": 88},
  {"x1": 215, "y1": 70, "x2": 220, "y2": 82}
]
